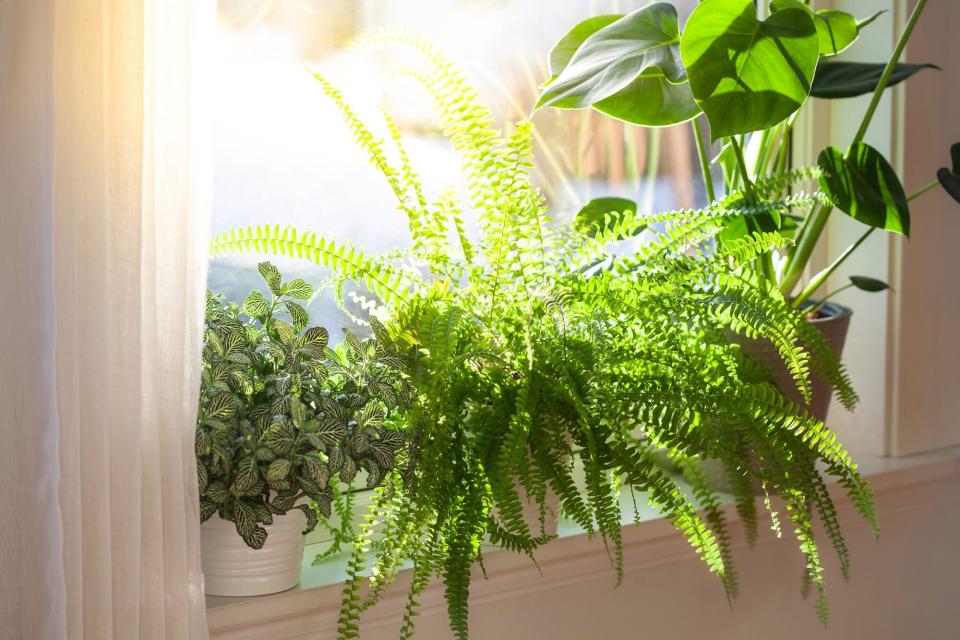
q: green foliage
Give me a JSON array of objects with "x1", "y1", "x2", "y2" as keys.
[
  {"x1": 541, "y1": 0, "x2": 946, "y2": 311},
  {"x1": 680, "y1": 0, "x2": 819, "y2": 140},
  {"x1": 574, "y1": 197, "x2": 642, "y2": 238},
  {"x1": 212, "y1": 35, "x2": 878, "y2": 636},
  {"x1": 849, "y1": 276, "x2": 890, "y2": 293},
  {"x1": 810, "y1": 62, "x2": 939, "y2": 100},
  {"x1": 197, "y1": 263, "x2": 412, "y2": 549},
  {"x1": 537, "y1": 3, "x2": 699, "y2": 127},
  {"x1": 818, "y1": 142, "x2": 910, "y2": 236},
  {"x1": 937, "y1": 142, "x2": 960, "y2": 204}
]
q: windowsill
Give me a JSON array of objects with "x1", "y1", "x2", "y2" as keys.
[{"x1": 206, "y1": 446, "x2": 960, "y2": 636}]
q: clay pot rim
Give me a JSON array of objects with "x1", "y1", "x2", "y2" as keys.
[{"x1": 807, "y1": 301, "x2": 853, "y2": 325}]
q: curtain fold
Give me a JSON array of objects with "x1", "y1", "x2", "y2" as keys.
[{"x1": 1, "y1": 1, "x2": 213, "y2": 638}]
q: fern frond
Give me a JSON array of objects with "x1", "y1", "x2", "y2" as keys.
[{"x1": 210, "y1": 225, "x2": 412, "y2": 306}]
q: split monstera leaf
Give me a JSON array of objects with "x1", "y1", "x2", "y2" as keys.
[
  {"x1": 538, "y1": 0, "x2": 958, "y2": 311},
  {"x1": 537, "y1": 0, "x2": 931, "y2": 139}
]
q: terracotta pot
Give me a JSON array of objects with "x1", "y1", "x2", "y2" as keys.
[
  {"x1": 702, "y1": 303, "x2": 853, "y2": 493},
  {"x1": 734, "y1": 302, "x2": 852, "y2": 421},
  {"x1": 201, "y1": 506, "x2": 306, "y2": 597}
]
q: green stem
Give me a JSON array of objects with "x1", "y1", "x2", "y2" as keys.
[
  {"x1": 853, "y1": 0, "x2": 929, "y2": 146},
  {"x1": 640, "y1": 127, "x2": 662, "y2": 214},
  {"x1": 773, "y1": 118, "x2": 794, "y2": 176},
  {"x1": 753, "y1": 125, "x2": 776, "y2": 181},
  {"x1": 730, "y1": 136, "x2": 756, "y2": 199},
  {"x1": 780, "y1": 201, "x2": 829, "y2": 295},
  {"x1": 818, "y1": 283, "x2": 855, "y2": 305},
  {"x1": 790, "y1": 182, "x2": 933, "y2": 308},
  {"x1": 731, "y1": 135, "x2": 776, "y2": 281},
  {"x1": 692, "y1": 117, "x2": 716, "y2": 203},
  {"x1": 780, "y1": 0, "x2": 928, "y2": 297},
  {"x1": 908, "y1": 178, "x2": 939, "y2": 202},
  {"x1": 806, "y1": 283, "x2": 856, "y2": 316},
  {"x1": 792, "y1": 227, "x2": 874, "y2": 308}
]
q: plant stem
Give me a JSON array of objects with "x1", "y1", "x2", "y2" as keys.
[
  {"x1": 790, "y1": 180, "x2": 935, "y2": 308},
  {"x1": 853, "y1": 0, "x2": 929, "y2": 146},
  {"x1": 640, "y1": 127, "x2": 662, "y2": 214},
  {"x1": 780, "y1": 200, "x2": 829, "y2": 295},
  {"x1": 908, "y1": 178, "x2": 940, "y2": 202},
  {"x1": 792, "y1": 227, "x2": 874, "y2": 308},
  {"x1": 730, "y1": 135, "x2": 775, "y2": 281},
  {"x1": 806, "y1": 283, "x2": 857, "y2": 316},
  {"x1": 692, "y1": 117, "x2": 716, "y2": 203},
  {"x1": 779, "y1": 0, "x2": 928, "y2": 298},
  {"x1": 730, "y1": 135, "x2": 755, "y2": 200}
]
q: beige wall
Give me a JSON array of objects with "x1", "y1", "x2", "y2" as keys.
[
  {"x1": 210, "y1": 462, "x2": 960, "y2": 640},
  {"x1": 891, "y1": 0, "x2": 960, "y2": 455}
]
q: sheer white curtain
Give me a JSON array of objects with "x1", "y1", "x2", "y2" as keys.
[{"x1": 0, "y1": 1, "x2": 213, "y2": 638}]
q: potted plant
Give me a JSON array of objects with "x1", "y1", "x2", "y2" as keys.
[
  {"x1": 196, "y1": 262, "x2": 411, "y2": 596},
  {"x1": 209, "y1": 33, "x2": 878, "y2": 636},
  {"x1": 537, "y1": 0, "x2": 955, "y2": 420}
]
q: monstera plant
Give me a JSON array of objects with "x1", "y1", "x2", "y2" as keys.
[
  {"x1": 539, "y1": 0, "x2": 953, "y2": 418},
  {"x1": 539, "y1": 0, "x2": 950, "y2": 302},
  {"x1": 197, "y1": 262, "x2": 411, "y2": 549}
]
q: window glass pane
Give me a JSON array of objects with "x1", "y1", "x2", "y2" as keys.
[{"x1": 212, "y1": 0, "x2": 706, "y2": 334}]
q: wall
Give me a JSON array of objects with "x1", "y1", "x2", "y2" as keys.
[
  {"x1": 209, "y1": 460, "x2": 960, "y2": 640},
  {"x1": 889, "y1": 0, "x2": 960, "y2": 455}
]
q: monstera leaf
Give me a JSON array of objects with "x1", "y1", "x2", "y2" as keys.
[
  {"x1": 849, "y1": 276, "x2": 890, "y2": 293},
  {"x1": 810, "y1": 62, "x2": 939, "y2": 99},
  {"x1": 680, "y1": 0, "x2": 819, "y2": 140},
  {"x1": 937, "y1": 142, "x2": 960, "y2": 205},
  {"x1": 818, "y1": 142, "x2": 910, "y2": 236},
  {"x1": 538, "y1": 3, "x2": 700, "y2": 126},
  {"x1": 574, "y1": 197, "x2": 642, "y2": 237},
  {"x1": 812, "y1": 9, "x2": 859, "y2": 56},
  {"x1": 770, "y1": 1, "x2": 859, "y2": 57}
]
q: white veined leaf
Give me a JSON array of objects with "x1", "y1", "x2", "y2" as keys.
[
  {"x1": 267, "y1": 457, "x2": 292, "y2": 483},
  {"x1": 357, "y1": 403, "x2": 385, "y2": 429},
  {"x1": 270, "y1": 491, "x2": 298, "y2": 514},
  {"x1": 284, "y1": 278, "x2": 314, "y2": 300},
  {"x1": 297, "y1": 504, "x2": 319, "y2": 534},
  {"x1": 273, "y1": 319, "x2": 296, "y2": 346},
  {"x1": 234, "y1": 457, "x2": 260, "y2": 493},
  {"x1": 234, "y1": 500, "x2": 267, "y2": 549},
  {"x1": 284, "y1": 301, "x2": 309, "y2": 331},
  {"x1": 328, "y1": 446, "x2": 346, "y2": 473},
  {"x1": 258, "y1": 261, "x2": 283, "y2": 296},
  {"x1": 299, "y1": 327, "x2": 329, "y2": 354},
  {"x1": 290, "y1": 396, "x2": 307, "y2": 427},
  {"x1": 195, "y1": 428, "x2": 213, "y2": 456},
  {"x1": 243, "y1": 290, "x2": 270, "y2": 318},
  {"x1": 199, "y1": 499, "x2": 217, "y2": 522},
  {"x1": 315, "y1": 491, "x2": 333, "y2": 518},
  {"x1": 205, "y1": 481, "x2": 230, "y2": 504},
  {"x1": 343, "y1": 331, "x2": 365, "y2": 359},
  {"x1": 303, "y1": 432, "x2": 325, "y2": 451},
  {"x1": 364, "y1": 460, "x2": 382, "y2": 489},
  {"x1": 206, "y1": 392, "x2": 236, "y2": 420},
  {"x1": 339, "y1": 455, "x2": 358, "y2": 484},
  {"x1": 301, "y1": 455, "x2": 330, "y2": 487},
  {"x1": 315, "y1": 417, "x2": 349, "y2": 447},
  {"x1": 197, "y1": 460, "x2": 209, "y2": 492}
]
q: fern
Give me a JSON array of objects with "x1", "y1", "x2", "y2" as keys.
[{"x1": 210, "y1": 33, "x2": 876, "y2": 636}]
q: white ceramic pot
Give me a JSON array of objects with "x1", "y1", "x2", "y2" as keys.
[{"x1": 201, "y1": 506, "x2": 306, "y2": 597}]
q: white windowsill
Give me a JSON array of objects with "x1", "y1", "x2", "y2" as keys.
[{"x1": 206, "y1": 446, "x2": 960, "y2": 638}]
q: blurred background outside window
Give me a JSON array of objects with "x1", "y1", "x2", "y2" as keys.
[{"x1": 212, "y1": 0, "x2": 708, "y2": 333}]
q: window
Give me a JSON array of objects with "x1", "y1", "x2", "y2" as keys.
[{"x1": 211, "y1": 0, "x2": 708, "y2": 333}]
